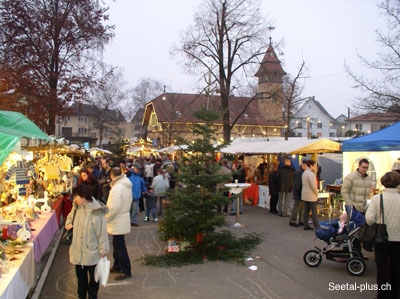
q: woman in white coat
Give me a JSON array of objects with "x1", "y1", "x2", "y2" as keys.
[
  {"x1": 366, "y1": 171, "x2": 400, "y2": 299},
  {"x1": 302, "y1": 160, "x2": 320, "y2": 231}
]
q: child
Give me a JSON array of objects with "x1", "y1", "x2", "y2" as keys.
[
  {"x1": 144, "y1": 186, "x2": 158, "y2": 222},
  {"x1": 65, "y1": 185, "x2": 109, "y2": 299}
]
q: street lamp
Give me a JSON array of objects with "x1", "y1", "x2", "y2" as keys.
[{"x1": 306, "y1": 116, "x2": 310, "y2": 139}]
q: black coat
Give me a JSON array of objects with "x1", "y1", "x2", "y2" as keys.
[
  {"x1": 278, "y1": 165, "x2": 295, "y2": 193},
  {"x1": 268, "y1": 170, "x2": 280, "y2": 194},
  {"x1": 233, "y1": 166, "x2": 246, "y2": 183},
  {"x1": 293, "y1": 168, "x2": 304, "y2": 200}
]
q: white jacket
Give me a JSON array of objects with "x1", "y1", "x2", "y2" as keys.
[
  {"x1": 366, "y1": 188, "x2": 400, "y2": 242},
  {"x1": 106, "y1": 174, "x2": 133, "y2": 235},
  {"x1": 151, "y1": 174, "x2": 170, "y2": 196}
]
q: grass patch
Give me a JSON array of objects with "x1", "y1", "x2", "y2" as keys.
[{"x1": 143, "y1": 230, "x2": 262, "y2": 267}]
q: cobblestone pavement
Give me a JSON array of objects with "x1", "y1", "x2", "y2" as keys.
[{"x1": 40, "y1": 204, "x2": 376, "y2": 299}]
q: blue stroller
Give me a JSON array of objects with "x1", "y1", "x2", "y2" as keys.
[{"x1": 303, "y1": 206, "x2": 368, "y2": 276}]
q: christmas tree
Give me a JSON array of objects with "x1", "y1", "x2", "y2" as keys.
[{"x1": 160, "y1": 107, "x2": 231, "y2": 243}]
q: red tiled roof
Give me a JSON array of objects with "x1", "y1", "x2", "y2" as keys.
[
  {"x1": 255, "y1": 45, "x2": 286, "y2": 77},
  {"x1": 347, "y1": 112, "x2": 400, "y2": 122},
  {"x1": 146, "y1": 93, "x2": 285, "y2": 127}
]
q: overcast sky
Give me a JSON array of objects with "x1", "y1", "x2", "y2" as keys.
[{"x1": 103, "y1": 0, "x2": 386, "y2": 119}]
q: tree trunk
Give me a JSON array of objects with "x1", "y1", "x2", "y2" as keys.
[{"x1": 221, "y1": 93, "x2": 231, "y2": 142}]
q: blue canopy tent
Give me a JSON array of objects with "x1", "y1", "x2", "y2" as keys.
[
  {"x1": 342, "y1": 121, "x2": 400, "y2": 152},
  {"x1": 342, "y1": 121, "x2": 400, "y2": 186}
]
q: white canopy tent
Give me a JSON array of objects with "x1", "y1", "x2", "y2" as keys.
[
  {"x1": 156, "y1": 145, "x2": 188, "y2": 154},
  {"x1": 89, "y1": 147, "x2": 113, "y2": 155},
  {"x1": 221, "y1": 137, "x2": 340, "y2": 155}
]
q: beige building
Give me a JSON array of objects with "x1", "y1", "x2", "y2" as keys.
[
  {"x1": 142, "y1": 44, "x2": 286, "y2": 147},
  {"x1": 56, "y1": 104, "x2": 132, "y2": 146}
]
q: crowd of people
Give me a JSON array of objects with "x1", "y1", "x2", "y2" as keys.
[
  {"x1": 65, "y1": 154, "x2": 178, "y2": 298},
  {"x1": 267, "y1": 158, "x2": 322, "y2": 231},
  {"x1": 64, "y1": 153, "x2": 400, "y2": 299}
]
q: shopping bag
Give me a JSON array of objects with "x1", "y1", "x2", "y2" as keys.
[{"x1": 95, "y1": 256, "x2": 110, "y2": 287}]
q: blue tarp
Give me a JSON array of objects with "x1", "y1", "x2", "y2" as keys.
[{"x1": 342, "y1": 121, "x2": 400, "y2": 152}]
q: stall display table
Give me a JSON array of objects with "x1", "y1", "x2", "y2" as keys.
[
  {"x1": 242, "y1": 184, "x2": 259, "y2": 205},
  {"x1": 30, "y1": 211, "x2": 59, "y2": 262},
  {"x1": 0, "y1": 244, "x2": 35, "y2": 299},
  {"x1": 0, "y1": 210, "x2": 59, "y2": 298},
  {"x1": 257, "y1": 185, "x2": 270, "y2": 209}
]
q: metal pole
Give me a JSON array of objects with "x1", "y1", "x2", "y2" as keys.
[{"x1": 236, "y1": 195, "x2": 240, "y2": 223}]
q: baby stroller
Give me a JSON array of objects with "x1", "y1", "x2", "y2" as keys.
[{"x1": 303, "y1": 206, "x2": 368, "y2": 276}]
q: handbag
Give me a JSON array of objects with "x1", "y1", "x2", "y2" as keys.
[
  {"x1": 61, "y1": 208, "x2": 76, "y2": 246},
  {"x1": 374, "y1": 194, "x2": 388, "y2": 247}
]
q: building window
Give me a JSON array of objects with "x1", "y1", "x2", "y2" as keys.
[
  {"x1": 329, "y1": 132, "x2": 335, "y2": 137},
  {"x1": 78, "y1": 128, "x2": 87, "y2": 134},
  {"x1": 78, "y1": 116, "x2": 86, "y2": 122},
  {"x1": 355, "y1": 124, "x2": 362, "y2": 131},
  {"x1": 317, "y1": 122, "x2": 322, "y2": 128},
  {"x1": 317, "y1": 133, "x2": 322, "y2": 137},
  {"x1": 296, "y1": 132, "x2": 302, "y2": 137},
  {"x1": 61, "y1": 116, "x2": 70, "y2": 122},
  {"x1": 297, "y1": 122, "x2": 303, "y2": 128},
  {"x1": 310, "y1": 123, "x2": 313, "y2": 129},
  {"x1": 149, "y1": 112, "x2": 158, "y2": 128}
]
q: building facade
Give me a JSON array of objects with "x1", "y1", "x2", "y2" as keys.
[
  {"x1": 290, "y1": 97, "x2": 337, "y2": 138},
  {"x1": 142, "y1": 44, "x2": 287, "y2": 147},
  {"x1": 56, "y1": 104, "x2": 131, "y2": 146},
  {"x1": 346, "y1": 112, "x2": 399, "y2": 134}
]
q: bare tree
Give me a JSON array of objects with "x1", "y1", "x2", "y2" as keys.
[
  {"x1": 0, "y1": 0, "x2": 114, "y2": 134},
  {"x1": 88, "y1": 66, "x2": 129, "y2": 146},
  {"x1": 345, "y1": 0, "x2": 400, "y2": 118},
  {"x1": 282, "y1": 61, "x2": 307, "y2": 139},
  {"x1": 173, "y1": 0, "x2": 271, "y2": 142},
  {"x1": 130, "y1": 78, "x2": 164, "y2": 119}
]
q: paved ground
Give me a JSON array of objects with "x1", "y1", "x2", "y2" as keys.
[{"x1": 40, "y1": 204, "x2": 377, "y2": 299}]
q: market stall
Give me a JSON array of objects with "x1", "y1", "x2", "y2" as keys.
[
  {"x1": 0, "y1": 111, "x2": 66, "y2": 298},
  {"x1": 221, "y1": 137, "x2": 341, "y2": 210},
  {"x1": 342, "y1": 121, "x2": 400, "y2": 188}
]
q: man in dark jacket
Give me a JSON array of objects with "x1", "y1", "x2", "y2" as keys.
[
  {"x1": 98, "y1": 158, "x2": 112, "y2": 203},
  {"x1": 230, "y1": 160, "x2": 246, "y2": 215},
  {"x1": 278, "y1": 158, "x2": 295, "y2": 217},
  {"x1": 289, "y1": 159, "x2": 307, "y2": 226}
]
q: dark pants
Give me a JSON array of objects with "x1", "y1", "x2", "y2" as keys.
[
  {"x1": 139, "y1": 195, "x2": 145, "y2": 212},
  {"x1": 217, "y1": 191, "x2": 229, "y2": 213},
  {"x1": 112, "y1": 235, "x2": 131, "y2": 275},
  {"x1": 290, "y1": 199, "x2": 304, "y2": 224},
  {"x1": 375, "y1": 242, "x2": 400, "y2": 299},
  {"x1": 303, "y1": 201, "x2": 320, "y2": 229},
  {"x1": 269, "y1": 192, "x2": 279, "y2": 213},
  {"x1": 75, "y1": 265, "x2": 99, "y2": 299}
]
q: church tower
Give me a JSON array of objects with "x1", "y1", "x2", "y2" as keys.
[{"x1": 255, "y1": 40, "x2": 286, "y2": 121}]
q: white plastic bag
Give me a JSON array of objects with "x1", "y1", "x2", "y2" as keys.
[{"x1": 95, "y1": 257, "x2": 110, "y2": 287}]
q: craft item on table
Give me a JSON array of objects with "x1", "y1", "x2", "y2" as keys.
[
  {"x1": 7, "y1": 223, "x2": 30, "y2": 239},
  {"x1": 167, "y1": 239, "x2": 179, "y2": 253}
]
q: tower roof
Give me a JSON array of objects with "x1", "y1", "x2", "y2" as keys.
[{"x1": 255, "y1": 45, "x2": 286, "y2": 77}]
